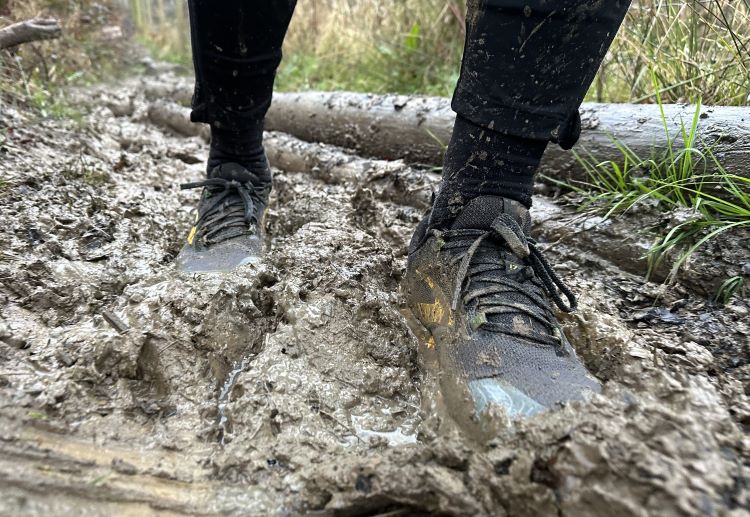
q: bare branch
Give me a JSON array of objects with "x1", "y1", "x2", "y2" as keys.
[{"x1": 0, "y1": 18, "x2": 62, "y2": 50}]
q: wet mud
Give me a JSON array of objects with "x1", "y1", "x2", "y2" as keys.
[{"x1": 1, "y1": 70, "x2": 749, "y2": 515}]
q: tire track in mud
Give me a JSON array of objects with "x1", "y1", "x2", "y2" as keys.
[{"x1": 0, "y1": 70, "x2": 749, "y2": 515}]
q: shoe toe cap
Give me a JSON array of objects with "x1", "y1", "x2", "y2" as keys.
[
  {"x1": 468, "y1": 378, "x2": 546, "y2": 418},
  {"x1": 447, "y1": 330, "x2": 602, "y2": 419},
  {"x1": 176, "y1": 237, "x2": 262, "y2": 273}
]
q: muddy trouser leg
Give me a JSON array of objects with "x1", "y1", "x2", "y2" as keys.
[
  {"x1": 430, "y1": 0, "x2": 631, "y2": 227},
  {"x1": 186, "y1": 0, "x2": 297, "y2": 176}
]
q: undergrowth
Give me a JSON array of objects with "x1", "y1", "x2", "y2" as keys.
[
  {"x1": 1, "y1": 0, "x2": 138, "y2": 196},
  {"x1": 593, "y1": 0, "x2": 750, "y2": 105},
  {"x1": 0, "y1": 0, "x2": 139, "y2": 119},
  {"x1": 126, "y1": 0, "x2": 749, "y2": 104},
  {"x1": 547, "y1": 77, "x2": 750, "y2": 300}
]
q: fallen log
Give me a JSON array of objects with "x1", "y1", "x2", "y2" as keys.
[
  {"x1": 144, "y1": 98, "x2": 437, "y2": 209},
  {"x1": 143, "y1": 97, "x2": 745, "y2": 294},
  {"x1": 264, "y1": 92, "x2": 750, "y2": 181},
  {"x1": 147, "y1": 100, "x2": 210, "y2": 140},
  {"x1": 0, "y1": 18, "x2": 61, "y2": 50},
  {"x1": 143, "y1": 79, "x2": 193, "y2": 105},
  {"x1": 144, "y1": 80, "x2": 750, "y2": 181},
  {"x1": 265, "y1": 132, "x2": 438, "y2": 210}
]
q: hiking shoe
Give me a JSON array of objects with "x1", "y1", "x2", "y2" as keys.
[
  {"x1": 404, "y1": 195, "x2": 600, "y2": 428},
  {"x1": 176, "y1": 162, "x2": 271, "y2": 273}
]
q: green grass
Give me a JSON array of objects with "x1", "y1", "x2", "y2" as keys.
[
  {"x1": 275, "y1": 33, "x2": 460, "y2": 96},
  {"x1": 1, "y1": 63, "x2": 86, "y2": 123},
  {"x1": 547, "y1": 78, "x2": 750, "y2": 300},
  {"x1": 715, "y1": 276, "x2": 746, "y2": 304},
  {"x1": 61, "y1": 155, "x2": 111, "y2": 186}
]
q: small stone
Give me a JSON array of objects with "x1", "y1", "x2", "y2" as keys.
[
  {"x1": 112, "y1": 458, "x2": 138, "y2": 475},
  {"x1": 727, "y1": 304, "x2": 748, "y2": 317},
  {"x1": 56, "y1": 349, "x2": 76, "y2": 367}
]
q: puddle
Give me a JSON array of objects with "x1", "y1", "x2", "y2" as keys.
[
  {"x1": 217, "y1": 353, "x2": 257, "y2": 445},
  {"x1": 350, "y1": 414, "x2": 418, "y2": 446}
]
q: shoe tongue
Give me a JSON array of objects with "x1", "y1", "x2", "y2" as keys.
[
  {"x1": 451, "y1": 197, "x2": 550, "y2": 338},
  {"x1": 209, "y1": 162, "x2": 256, "y2": 183},
  {"x1": 450, "y1": 196, "x2": 531, "y2": 234}
]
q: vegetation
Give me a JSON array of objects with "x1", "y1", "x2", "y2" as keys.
[
  {"x1": 593, "y1": 0, "x2": 750, "y2": 105},
  {"x1": 279, "y1": 1, "x2": 465, "y2": 96},
  {"x1": 0, "y1": 0, "x2": 137, "y2": 117},
  {"x1": 715, "y1": 275, "x2": 745, "y2": 304},
  {"x1": 128, "y1": 0, "x2": 190, "y2": 66},
  {"x1": 126, "y1": 0, "x2": 749, "y2": 105},
  {"x1": 546, "y1": 78, "x2": 749, "y2": 299},
  {"x1": 1, "y1": 0, "x2": 136, "y2": 197}
]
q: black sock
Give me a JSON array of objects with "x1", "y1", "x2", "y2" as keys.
[
  {"x1": 207, "y1": 121, "x2": 271, "y2": 182},
  {"x1": 429, "y1": 115, "x2": 547, "y2": 229}
]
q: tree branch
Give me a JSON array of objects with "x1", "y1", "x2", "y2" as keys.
[{"x1": 0, "y1": 18, "x2": 62, "y2": 50}]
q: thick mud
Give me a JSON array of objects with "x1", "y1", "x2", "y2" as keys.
[{"x1": 1, "y1": 70, "x2": 749, "y2": 515}]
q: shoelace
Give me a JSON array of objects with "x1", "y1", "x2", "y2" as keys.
[
  {"x1": 181, "y1": 177, "x2": 265, "y2": 246},
  {"x1": 434, "y1": 213, "x2": 576, "y2": 347}
]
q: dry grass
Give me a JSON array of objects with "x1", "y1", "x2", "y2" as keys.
[
  {"x1": 595, "y1": 0, "x2": 750, "y2": 105},
  {"x1": 0, "y1": 0, "x2": 136, "y2": 116},
  {"x1": 279, "y1": 0, "x2": 467, "y2": 94},
  {"x1": 8, "y1": 1, "x2": 750, "y2": 105},
  {"x1": 286, "y1": 0, "x2": 750, "y2": 104},
  {"x1": 128, "y1": 0, "x2": 189, "y2": 65}
]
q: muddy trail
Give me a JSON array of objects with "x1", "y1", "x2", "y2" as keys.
[{"x1": 1, "y1": 65, "x2": 749, "y2": 516}]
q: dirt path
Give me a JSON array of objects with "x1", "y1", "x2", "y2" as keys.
[{"x1": 0, "y1": 69, "x2": 749, "y2": 516}]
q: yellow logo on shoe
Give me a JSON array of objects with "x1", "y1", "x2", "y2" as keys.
[
  {"x1": 417, "y1": 299, "x2": 445, "y2": 325},
  {"x1": 414, "y1": 273, "x2": 454, "y2": 328},
  {"x1": 187, "y1": 226, "x2": 197, "y2": 245}
]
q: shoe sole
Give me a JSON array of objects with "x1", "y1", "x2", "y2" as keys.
[{"x1": 175, "y1": 254, "x2": 263, "y2": 274}]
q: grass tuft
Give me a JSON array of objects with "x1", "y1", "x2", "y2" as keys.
[
  {"x1": 715, "y1": 275, "x2": 746, "y2": 304},
  {"x1": 547, "y1": 77, "x2": 750, "y2": 295}
]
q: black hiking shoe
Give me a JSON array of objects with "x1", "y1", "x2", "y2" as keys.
[
  {"x1": 176, "y1": 162, "x2": 271, "y2": 273},
  {"x1": 404, "y1": 195, "x2": 600, "y2": 429}
]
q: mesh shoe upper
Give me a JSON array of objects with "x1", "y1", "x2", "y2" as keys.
[
  {"x1": 176, "y1": 162, "x2": 271, "y2": 273},
  {"x1": 405, "y1": 196, "x2": 600, "y2": 418}
]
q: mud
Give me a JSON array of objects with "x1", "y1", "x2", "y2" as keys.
[{"x1": 1, "y1": 71, "x2": 749, "y2": 516}]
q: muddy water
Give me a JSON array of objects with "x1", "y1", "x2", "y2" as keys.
[{"x1": 0, "y1": 70, "x2": 749, "y2": 515}]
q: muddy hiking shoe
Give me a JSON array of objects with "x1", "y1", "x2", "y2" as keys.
[
  {"x1": 405, "y1": 195, "x2": 600, "y2": 430},
  {"x1": 176, "y1": 162, "x2": 271, "y2": 273}
]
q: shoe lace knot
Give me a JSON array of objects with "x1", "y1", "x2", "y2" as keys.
[
  {"x1": 181, "y1": 175, "x2": 266, "y2": 246},
  {"x1": 435, "y1": 213, "x2": 577, "y2": 346}
]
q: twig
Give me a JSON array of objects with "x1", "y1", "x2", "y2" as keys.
[
  {"x1": 102, "y1": 310, "x2": 130, "y2": 334},
  {"x1": 447, "y1": 1, "x2": 466, "y2": 35}
]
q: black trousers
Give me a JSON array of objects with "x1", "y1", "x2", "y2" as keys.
[{"x1": 188, "y1": 0, "x2": 630, "y2": 149}]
